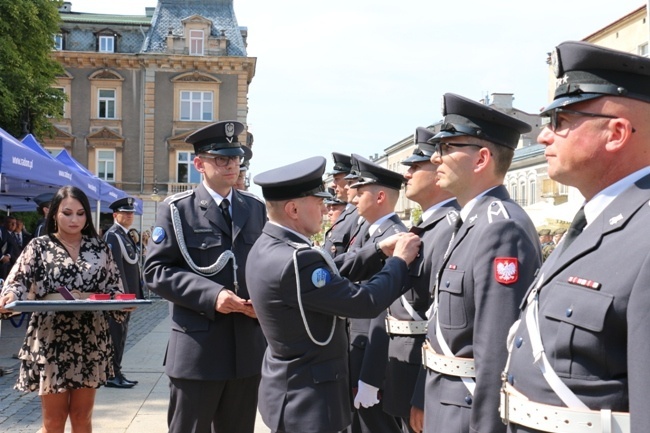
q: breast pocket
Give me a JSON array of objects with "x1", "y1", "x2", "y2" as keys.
[
  {"x1": 437, "y1": 269, "x2": 467, "y2": 329},
  {"x1": 543, "y1": 283, "x2": 613, "y2": 379},
  {"x1": 185, "y1": 231, "x2": 223, "y2": 267}
]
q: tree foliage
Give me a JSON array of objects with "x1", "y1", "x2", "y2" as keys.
[{"x1": 0, "y1": 0, "x2": 65, "y2": 138}]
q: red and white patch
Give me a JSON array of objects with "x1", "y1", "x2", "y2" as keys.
[{"x1": 494, "y1": 257, "x2": 519, "y2": 284}]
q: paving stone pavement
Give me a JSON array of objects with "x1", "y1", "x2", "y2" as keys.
[{"x1": 0, "y1": 297, "x2": 270, "y2": 433}]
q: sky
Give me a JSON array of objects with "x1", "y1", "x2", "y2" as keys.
[{"x1": 70, "y1": 0, "x2": 647, "y2": 197}]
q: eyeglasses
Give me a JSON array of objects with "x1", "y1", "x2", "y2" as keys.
[
  {"x1": 432, "y1": 142, "x2": 484, "y2": 156},
  {"x1": 542, "y1": 108, "x2": 619, "y2": 132},
  {"x1": 200, "y1": 155, "x2": 242, "y2": 167}
]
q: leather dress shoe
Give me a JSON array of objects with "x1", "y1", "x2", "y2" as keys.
[
  {"x1": 105, "y1": 376, "x2": 135, "y2": 389},
  {"x1": 120, "y1": 375, "x2": 138, "y2": 385}
]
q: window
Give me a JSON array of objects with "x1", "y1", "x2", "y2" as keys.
[
  {"x1": 53, "y1": 34, "x2": 63, "y2": 50},
  {"x1": 180, "y1": 91, "x2": 213, "y2": 121},
  {"x1": 510, "y1": 181, "x2": 517, "y2": 202},
  {"x1": 97, "y1": 149, "x2": 115, "y2": 182},
  {"x1": 189, "y1": 30, "x2": 204, "y2": 55},
  {"x1": 529, "y1": 179, "x2": 536, "y2": 204},
  {"x1": 519, "y1": 181, "x2": 527, "y2": 206},
  {"x1": 99, "y1": 35, "x2": 114, "y2": 53},
  {"x1": 177, "y1": 151, "x2": 202, "y2": 183},
  {"x1": 639, "y1": 43, "x2": 648, "y2": 58},
  {"x1": 98, "y1": 89, "x2": 116, "y2": 119}
]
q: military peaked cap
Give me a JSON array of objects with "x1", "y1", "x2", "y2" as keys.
[
  {"x1": 254, "y1": 156, "x2": 332, "y2": 201},
  {"x1": 185, "y1": 121, "x2": 245, "y2": 157},
  {"x1": 349, "y1": 154, "x2": 404, "y2": 190}
]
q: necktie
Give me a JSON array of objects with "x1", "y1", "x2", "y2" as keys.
[
  {"x1": 220, "y1": 199, "x2": 233, "y2": 228},
  {"x1": 561, "y1": 206, "x2": 586, "y2": 254}
]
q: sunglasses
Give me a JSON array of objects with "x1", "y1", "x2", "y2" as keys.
[{"x1": 542, "y1": 108, "x2": 622, "y2": 132}]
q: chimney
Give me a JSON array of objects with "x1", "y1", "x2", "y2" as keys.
[
  {"x1": 59, "y1": 2, "x2": 72, "y2": 12},
  {"x1": 490, "y1": 93, "x2": 514, "y2": 110},
  {"x1": 145, "y1": 7, "x2": 155, "y2": 17}
]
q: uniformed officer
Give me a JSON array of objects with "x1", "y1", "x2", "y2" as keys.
[
  {"x1": 235, "y1": 144, "x2": 252, "y2": 191},
  {"x1": 322, "y1": 153, "x2": 361, "y2": 257},
  {"x1": 415, "y1": 93, "x2": 541, "y2": 433},
  {"x1": 384, "y1": 128, "x2": 459, "y2": 433},
  {"x1": 33, "y1": 192, "x2": 54, "y2": 237},
  {"x1": 537, "y1": 228, "x2": 553, "y2": 247},
  {"x1": 104, "y1": 196, "x2": 142, "y2": 388},
  {"x1": 501, "y1": 41, "x2": 650, "y2": 433},
  {"x1": 340, "y1": 154, "x2": 407, "y2": 433},
  {"x1": 246, "y1": 156, "x2": 422, "y2": 433},
  {"x1": 324, "y1": 189, "x2": 347, "y2": 227},
  {"x1": 143, "y1": 120, "x2": 267, "y2": 433},
  {"x1": 343, "y1": 156, "x2": 368, "y2": 252},
  {"x1": 551, "y1": 226, "x2": 566, "y2": 245}
]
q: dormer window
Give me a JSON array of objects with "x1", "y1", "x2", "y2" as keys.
[
  {"x1": 99, "y1": 35, "x2": 115, "y2": 53},
  {"x1": 54, "y1": 34, "x2": 64, "y2": 50},
  {"x1": 189, "y1": 30, "x2": 204, "y2": 55}
]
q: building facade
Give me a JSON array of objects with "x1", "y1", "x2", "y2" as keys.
[{"x1": 45, "y1": 0, "x2": 255, "y2": 228}]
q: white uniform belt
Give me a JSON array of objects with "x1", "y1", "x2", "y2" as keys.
[
  {"x1": 421, "y1": 341, "x2": 476, "y2": 378},
  {"x1": 500, "y1": 383, "x2": 630, "y2": 433},
  {"x1": 385, "y1": 316, "x2": 427, "y2": 335}
]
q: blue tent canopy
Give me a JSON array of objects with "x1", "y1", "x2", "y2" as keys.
[
  {"x1": 55, "y1": 149, "x2": 143, "y2": 215},
  {"x1": 21, "y1": 134, "x2": 101, "y2": 203},
  {"x1": 0, "y1": 128, "x2": 78, "y2": 211}
]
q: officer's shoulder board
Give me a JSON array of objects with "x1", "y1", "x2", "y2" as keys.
[
  {"x1": 164, "y1": 189, "x2": 193, "y2": 205},
  {"x1": 486, "y1": 200, "x2": 510, "y2": 224}
]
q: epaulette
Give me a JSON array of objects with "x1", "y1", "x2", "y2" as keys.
[
  {"x1": 164, "y1": 189, "x2": 194, "y2": 205},
  {"x1": 237, "y1": 189, "x2": 266, "y2": 205},
  {"x1": 486, "y1": 200, "x2": 510, "y2": 223}
]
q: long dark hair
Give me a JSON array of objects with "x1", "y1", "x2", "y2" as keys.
[{"x1": 45, "y1": 186, "x2": 99, "y2": 238}]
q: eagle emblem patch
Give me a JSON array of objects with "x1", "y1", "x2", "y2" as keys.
[{"x1": 495, "y1": 257, "x2": 518, "y2": 284}]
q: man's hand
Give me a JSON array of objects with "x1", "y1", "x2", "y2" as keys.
[
  {"x1": 0, "y1": 254, "x2": 10, "y2": 264},
  {"x1": 392, "y1": 232, "x2": 422, "y2": 265},
  {"x1": 410, "y1": 406, "x2": 424, "y2": 433},
  {"x1": 377, "y1": 232, "x2": 408, "y2": 257},
  {"x1": 215, "y1": 289, "x2": 257, "y2": 318},
  {"x1": 353, "y1": 380, "x2": 380, "y2": 409}
]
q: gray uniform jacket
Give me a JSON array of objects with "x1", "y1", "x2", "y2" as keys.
[
  {"x1": 505, "y1": 173, "x2": 650, "y2": 433},
  {"x1": 423, "y1": 185, "x2": 541, "y2": 433},
  {"x1": 384, "y1": 200, "x2": 459, "y2": 418},
  {"x1": 323, "y1": 205, "x2": 360, "y2": 258},
  {"x1": 105, "y1": 224, "x2": 143, "y2": 298},
  {"x1": 143, "y1": 184, "x2": 267, "y2": 381},
  {"x1": 246, "y1": 222, "x2": 411, "y2": 433},
  {"x1": 348, "y1": 214, "x2": 406, "y2": 389}
]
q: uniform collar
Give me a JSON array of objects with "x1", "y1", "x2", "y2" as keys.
[
  {"x1": 368, "y1": 212, "x2": 396, "y2": 237},
  {"x1": 422, "y1": 197, "x2": 456, "y2": 222},
  {"x1": 268, "y1": 221, "x2": 313, "y2": 246},
  {"x1": 583, "y1": 165, "x2": 650, "y2": 227},
  {"x1": 460, "y1": 185, "x2": 500, "y2": 221},
  {"x1": 202, "y1": 182, "x2": 233, "y2": 207}
]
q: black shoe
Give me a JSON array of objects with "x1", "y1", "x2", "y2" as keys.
[
  {"x1": 105, "y1": 376, "x2": 135, "y2": 389},
  {"x1": 120, "y1": 375, "x2": 138, "y2": 386}
]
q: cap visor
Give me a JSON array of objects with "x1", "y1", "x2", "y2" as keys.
[{"x1": 540, "y1": 94, "x2": 603, "y2": 115}]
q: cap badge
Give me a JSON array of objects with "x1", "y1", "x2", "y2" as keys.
[
  {"x1": 225, "y1": 122, "x2": 235, "y2": 143},
  {"x1": 495, "y1": 257, "x2": 518, "y2": 285},
  {"x1": 127, "y1": 197, "x2": 134, "y2": 206}
]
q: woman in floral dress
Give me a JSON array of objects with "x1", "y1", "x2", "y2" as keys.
[{"x1": 0, "y1": 186, "x2": 130, "y2": 433}]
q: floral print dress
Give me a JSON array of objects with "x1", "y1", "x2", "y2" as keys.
[{"x1": 1, "y1": 234, "x2": 125, "y2": 395}]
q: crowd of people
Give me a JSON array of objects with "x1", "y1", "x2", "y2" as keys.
[{"x1": 0, "y1": 39, "x2": 648, "y2": 433}]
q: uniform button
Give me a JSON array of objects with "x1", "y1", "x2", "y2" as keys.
[
  {"x1": 445, "y1": 281, "x2": 450, "y2": 288},
  {"x1": 182, "y1": 326, "x2": 187, "y2": 331},
  {"x1": 201, "y1": 242, "x2": 207, "y2": 248},
  {"x1": 465, "y1": 396, "x2": 472, "y2": 405},
  {"x1": 566, "y1": 308, "x2": 573, "y2": 317},
  {"x1": 515, "y1": 337, "x2": 523, "y2": 348}
]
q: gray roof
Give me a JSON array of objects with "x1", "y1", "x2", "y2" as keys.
[
  {"x1": 61, "y1": 13, "x2": 151, "y2": 26},
  {"x1": 512, "y1": 143, "x2": 545, "y2": 162},
  {"x1": 142, "y1": 0, "x2": 246, "y2": 56}
]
